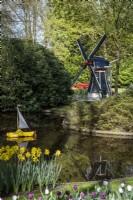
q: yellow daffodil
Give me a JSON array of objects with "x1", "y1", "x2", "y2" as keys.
[
  {"x1": 19, "y1": 147, "x2": 25, "y2": 154},
  {"x1": 32, "y1": 156, "x2": 39, "y2": 162},
  {"x1": 36, "y1": 148, "x2": 42, "y2": 157},
  {"x1": 12, "y1": 145, "x2": 19, "y2": 152},
  {"x1": 55, "y1": 150, "x2": 61, "y2": 156},
  {"x1": 21, "y1": 155, "x2": 26, "y2": 161},
  {"x1": 5, "y1": 145, "x2": 10, "y2": 150},
  {"x1": 44, "y1": 149, "x2": 50, "y2": 155},
  {"x1": 25, "y1": 152, "x2": 31, "y2": 158},
  {"x1": 18, "y1": 153, "x2": 25, "y2": 161},
  {"x1": 31, "y1": 147, "x2": 37, "y2": 156},
  {"x1": 4, "y1": 155, "x2": 10, "y2": 161},
  {"x1": 9, "y1": 149, "x2": 15, "y2": 156},
  {"x1": 31, "y1": 147, "x2": 42, "y2": 158}
]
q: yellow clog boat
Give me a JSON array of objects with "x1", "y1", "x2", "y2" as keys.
[
  {"x1": 6, "y1": 106, "x2": 36, "y2": 138},
  {"x1": 7, "y1": 129, "x2": 35, "y2": 138}
]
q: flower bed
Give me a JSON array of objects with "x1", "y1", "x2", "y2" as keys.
[
  {"x1": 0, "y1": 145, "x2": 62, "y2": 196},
  {"x1": 72, "y1": 83, "x2": 89, "y2": 90},
  {"x1": 1, "y1": 146, "x2": 133, "y2": 199},
  {"x1": 1, "y1": 179, "x2": 133, "y2": 200}
]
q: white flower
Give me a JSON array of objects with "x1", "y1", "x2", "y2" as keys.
[
  {"x1": 127, "y1": 185, "x2": 132, "y2": 192},
  {"x1": 121, "y1": 183, "x2": 125, "y2": 188},
  {"x1": 118, "y1": 187, "x2": 123, "y2": 193},
  {"x1": 0, "y1": 198, "x2": 3, "y2": 200},
  {"x1": 97, "y1": 187, "x2": 101, "y2": 192},
  {"x1": 103, "y1": 180, "x2": 108, "y2": 186},
  {"x1": 45, "y1": 188, "x2": 49, "y2": 195},
  {"x1": 12, "y1": 196, "x2": 19, "y2": 200}
]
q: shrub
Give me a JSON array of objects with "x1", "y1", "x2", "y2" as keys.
[{"x1": 1, "y1": 38, "x2": 72, "y2": 112}]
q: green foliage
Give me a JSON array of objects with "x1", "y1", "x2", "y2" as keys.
[
  {"x1": 44, "y1": 0, "x2": 133, "y2": 88},
  {"x1": 37, "y1": 157, "x2": 62, "y2": 192},
  {"x1": 111, "y1": 59, "x2": 133, "y2": 88},
  {"x1": 44, "y1": 2, "x2": 95, "y2": 82},
  {"x1": 64, "y1": 88, "x2": 133, "y2": 132},
  {"x1": 1, "y1": 38, "x2": 72, "y2": 112},
  {"x1": 119, "y1": 60, "x2": 133, "y2": 87}
]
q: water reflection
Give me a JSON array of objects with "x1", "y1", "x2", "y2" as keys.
[
  {"x1": 0, "y1": 112, "x2": 70, "y2": 153},
  {"x1": 0, "y1": 112, "x2": 133, "y2": 181}
]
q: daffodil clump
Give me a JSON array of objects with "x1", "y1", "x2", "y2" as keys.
[
  {"x1": 0, "y1": 145, "x2": 62, "y2": 196},
  {"x1": 0, "y1": 145, "x2": 61, "y2": 162},
  {"x1": 0, "y1": 145, "x2": 19, "y2": 161}
]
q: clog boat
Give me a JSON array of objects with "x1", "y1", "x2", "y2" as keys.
[
  {"x1": 6, "y1": 106, "x2": 35, "y2": 138},
  {"x1": 7, "y1": 129, "x2": 35, "y2": 138}
]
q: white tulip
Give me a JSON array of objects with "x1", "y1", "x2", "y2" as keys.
[
  {"x1": 97, "y1": 187, "x2": 101, "y2": 192},
  {"x1": 121, "y1": 183, "x2": 125, "y2": 188},
  {"x1": 12, "y1": 195, "x2": 19, "y2": 200},
  {"x1": 103, "y1": 180, "x2": 108, "y2": 186},
  {"x1": 118, "y1": 187, "x2": 123, "y2": 193},
  {"x1": 127, "y1": 185, "x2": 132, "y2": 192},
  {"x1": 45, "y1": 188, "x2": 49, "y2": 195}
]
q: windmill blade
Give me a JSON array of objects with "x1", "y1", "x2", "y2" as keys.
[
  {"x1": 77, "y1": 39, "x2": 88, "y2": 61},
  {"x1": 77, "y1": 39, "x2": 101, "y2": 91},
  {"x1": 71, "y1": 39, "x2": 88, "y2": 87},
  {"x1": 72, "y1": 35, "x2": 106, "y2": 90},
  {"x1": 71, "y1": 66, "x2": 86, "y2": 87},
  {"x1": 89, "y1": 34, "x2": 106, "y2": 59}
]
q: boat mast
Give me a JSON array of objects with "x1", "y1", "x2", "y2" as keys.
[{"x1": 17, "y1": 105, "x2": 19, "y2": 130}]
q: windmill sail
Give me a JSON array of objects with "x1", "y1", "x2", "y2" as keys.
[{"x1": 17, "y1": 107, "x2": 29, "y2": 129}]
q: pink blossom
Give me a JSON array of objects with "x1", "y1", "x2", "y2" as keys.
[
  {"x1": 73, "y1": 184, "x2": 78, "y2": 190},
  {"x1": 28, "y1": 194, "x2": 34, "y2": 199},
  {"x1": 80, "y1": 192, "x2": 85, "y2": 198}
]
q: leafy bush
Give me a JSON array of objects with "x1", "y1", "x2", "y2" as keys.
[
  {"x1": 1, "y1": 38, "x2": 72, "y2": 112},
  {"x1": 63, "y1": 88, "x2": 133, "y2": 132}
]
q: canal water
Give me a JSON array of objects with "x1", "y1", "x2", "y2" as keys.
[{"x1": 0, "y1": 112, "x2": 133, "y2": 182}]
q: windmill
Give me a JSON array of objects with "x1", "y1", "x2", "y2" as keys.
[{"x1": 71, "y1": 34, "x2": 112, "y2": 101}]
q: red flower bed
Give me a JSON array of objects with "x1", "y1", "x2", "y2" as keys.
[{"x1": 72, "y1": 83, "x2": 89, "y2": 90}]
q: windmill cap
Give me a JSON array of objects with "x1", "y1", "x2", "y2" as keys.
[{"x1": 93, "y1": 56, "x2": 109, "y2": 68}]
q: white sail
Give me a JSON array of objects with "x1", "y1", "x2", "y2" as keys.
[{"x1": 17, "y1": 107, "x2": 29, "y2": 129}]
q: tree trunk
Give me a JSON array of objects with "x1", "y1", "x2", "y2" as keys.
[
  {"x1": 115, "y1": 60, "x2": 120, "y2": 95},
  {"x1": 33, "y1": 6, "x2": 37, "y2": 42}
]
